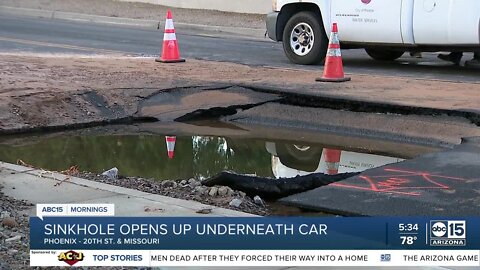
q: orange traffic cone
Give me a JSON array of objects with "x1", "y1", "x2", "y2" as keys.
[
  {"x1": 165, "y1": 136, "x2": 176, "y2": 159},
  {"x1": 156, "y1": 10, "x2": 185, "y2": 63},
  {"x1": 316, "y1": 23, "x2": 350, "y2": 82},
  {"x1": 324, "y1": 148, "x2": 342, "y2": 175}
]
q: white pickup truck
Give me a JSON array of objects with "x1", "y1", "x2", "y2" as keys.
[{"x1": 266, "y1": 0, "x2": 480, "y2": 64}]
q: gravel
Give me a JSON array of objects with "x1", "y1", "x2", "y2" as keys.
[
  {"x1": 75, "y1": 172, "x2": 268, "y2": 216},
  {"x1": 0, "y1": 185, "x2": 32, "y2": 269},
  {"x1": 1, "y1": 0, "x2": 266, "y2": 29}
]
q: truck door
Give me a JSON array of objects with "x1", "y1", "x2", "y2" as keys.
[
  {"x1": 413, "y1": 0, "x2": 480, "y2": 45},
  {"x1": 331, "y1": 0, "x2": 404, "y2": 44}
]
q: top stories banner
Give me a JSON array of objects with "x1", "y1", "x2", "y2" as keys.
[{"x1": 29, "y1": 204, "x2": 480, "y2": 267}]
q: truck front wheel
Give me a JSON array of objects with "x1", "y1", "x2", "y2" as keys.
[
  {"x1": 365, "y1": 48, "x2": 405, "y2": 61},
  {"x1": 282, "y1": 11, "x2": 328, "y2": 65}
]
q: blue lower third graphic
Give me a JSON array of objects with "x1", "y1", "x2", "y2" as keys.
[{"x1": 29, "y1": 217, "x2": 480, "y2": 250}]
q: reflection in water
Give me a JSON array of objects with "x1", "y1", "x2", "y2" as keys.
[
  {"x1": 165, "y1": 136, "x2": 176, "y2": 159},
  {"x1": 0, "y1": 135, "x2": 272, "y2": 180},
  {"x1": 267, "y1": 143, "x2": 404, "y2": 178},
  {"x1": 0, "y1": 134, "x2": 406, "y2": 181}
]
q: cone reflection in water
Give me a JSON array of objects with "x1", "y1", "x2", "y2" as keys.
[
  {"x1": 156, "y1": 10, "x2": 185, "y2": 63},
  {"x1": 316, "y1": 23, "x2": 351, "y2": 82},
  {"x1": 324, "y1": 148, "x2": 341, "y2": 175},
  {"x1": 165, "y1": 136, "x2": 176, "y2": 159}
]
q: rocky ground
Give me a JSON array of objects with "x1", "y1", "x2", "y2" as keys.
[
  {"x1": 76, "y1": 172, "x2": 268, "y2": 216},
  {"x1": 0, "y1": 185, "x2": 32, "y2": 270}
]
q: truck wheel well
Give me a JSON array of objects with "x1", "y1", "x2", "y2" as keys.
[{"x1": 276, "y1": 3, "x2": 323, "y2": 41}]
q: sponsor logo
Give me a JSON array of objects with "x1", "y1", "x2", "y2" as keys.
[
  {"x1": 58, "y1": 250, "x2": 84, "y2": 266},
  {"x1": 430, "y1": 220, "x2": 466, "y2": 246}
]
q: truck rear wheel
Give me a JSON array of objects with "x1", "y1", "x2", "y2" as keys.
[
  {"x1": 282, "y1": 11, "x2": 328, "y2": 65},
  {"x1": 276, "y1": 144, "x2": 322, "y2": 172},
  {"x1": 365, "y1": 48, "x2": 405, "y2": 61}
]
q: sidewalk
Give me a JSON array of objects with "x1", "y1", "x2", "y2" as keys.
[
  {"x1": 0, "y1": 161, "x2": 254, "y2": 217},
  {"x1": 0, "y1": 0, "x2": 266, "y2": 38}
]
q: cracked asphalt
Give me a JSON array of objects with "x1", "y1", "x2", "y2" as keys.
[{"x1": 0, "y1": 53, "x2": 479, "y2": 147}]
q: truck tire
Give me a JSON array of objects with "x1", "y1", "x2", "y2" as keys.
[
  {"x1": 365, "y1": 48, "x2": 405, "y2": 61},
  {"x1": 276, "y1": 144, "x2": 322, "y2": 172},
  {"x1": 282, "y1": 11, "x2": 328, "y2": 65}
]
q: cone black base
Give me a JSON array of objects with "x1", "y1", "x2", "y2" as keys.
[
  {"x1": 155, "y1": 58, "x2": 186, "y2": 63},
  {"x1": 316, "y1": 77, "x2": 351, "y2": 83}
]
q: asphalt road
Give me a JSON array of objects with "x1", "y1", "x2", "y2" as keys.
[{"x1": 0, "y1": 13, "x2": 478, "y2": 82}]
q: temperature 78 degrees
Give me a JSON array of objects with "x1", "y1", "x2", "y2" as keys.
[{"x1": 399, "y1": 223, "x2": 419, "y2": 245}]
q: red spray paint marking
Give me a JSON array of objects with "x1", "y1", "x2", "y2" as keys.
[{"x1": 331, "y1": 167, "x2": 468, "y2": 196}]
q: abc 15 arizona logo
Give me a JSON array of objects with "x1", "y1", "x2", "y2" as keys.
[{"x1": 430, "y1": 220, "x2": 466, "y2": 246}]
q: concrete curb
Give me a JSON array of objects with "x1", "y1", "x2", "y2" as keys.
[
  {"x1": 0, "y1": 161, "x2": 256, "y2": 217},
  {"x1": 0, "y1": 161, "x2": 36, "y2": 173},
  {"x1": 0, "y1": 6, "x2": 267, "y2": 40}
]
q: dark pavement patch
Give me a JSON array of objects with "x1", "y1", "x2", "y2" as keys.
[{"x1": 280, "y1": 138, "x2": 480, "y2": 216}]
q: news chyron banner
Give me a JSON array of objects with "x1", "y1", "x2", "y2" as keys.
[{"x1": 30, "y1": 204, "x2": 480, "y2": 267}]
